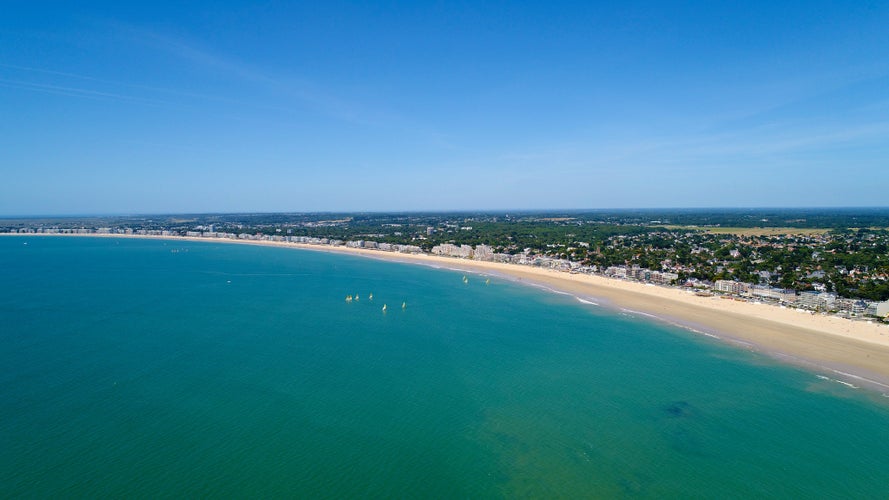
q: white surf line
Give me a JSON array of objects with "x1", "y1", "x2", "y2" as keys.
[
  {"x1": 575, "y1": 297, "x2": 600, "y2": 306},
  {"x1": 816, "y1": 375, "x2": 859, "y2": 389},
  {"x1": 829, "y1": 368, "x2": 889, "y2": 390},
  {"x1": 619, "y1": 307, "x2": 659, "y2": 319},
  {"x1": 618, "y1": 307, "x2": 734, "y2": 342},
  {"x1": 504, "y1": 275, "x2": 608, "y2": 307},
  {"x1": 519, "y1": 280, "x2": 603, "y2": 307},
  {"x1": 526, "y1": 282, "x2": 574, "y2": 296},
  {"x1": 776, "y1": 353, "x2": 889, "y2": 391}
]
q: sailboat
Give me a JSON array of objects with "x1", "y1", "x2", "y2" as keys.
[
  {"x1": 369, "y1": 292, "x2": 373, "y2": 301},
  {"x1": 401, "y1": 302, "x2": 406, "y2": 310},
  {"x1": 485, "y1": 278, "x2": 490, "y2": 285},
  {"x1": 345, "y1": 295, "x2": 353, "y2": 302},
  {"x1": 462, "y1": 275, "x2": 469, "y2": 284},
  {"x1": 382, "y1": 304, "x2": 388, "y2": 312}
]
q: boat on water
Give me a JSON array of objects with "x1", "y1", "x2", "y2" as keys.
[
  {"x1": 382, "y1": 304, "x2": 388, "y2": 312},
  {"x1": 462, "y1": 275, "x2": 469, "y2": 284},
  {"x1": 345, "y1": 295, "x2": 353, "y2": 302},
  {"x1": 401, "y1": 301, "x2": 406, "y2": 310},
  {"x1": 369, "y1": 293, "x2": 373, "y2": 300}
]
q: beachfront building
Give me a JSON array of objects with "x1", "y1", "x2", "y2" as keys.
[
  {"x1": 866, "y1": 300, "x2": 889, "y2": 318},
  {"x1": 715, "y1": 280, "x2": 753, "y2": 295},
  {"x1": 797, "y1": 291, "x2": 837, "y2": 311},
  {"x1": 834, "y1": 298, "x2": 870, "y2": 316},
  {"x1": 394, "y1": 244, "x2": 422, "y2": 254},
  {"x1": 649, "y1": 271, "x2": 679, "y2": 285},
  {"x1": 601, "y1": 265, "x2": 677, "y2": 285},
  {"x1": 749, "y1": 286, "x2": 797, "y2": 303},
  {"x1": 431, "y1": 243, "x2": 473, "y2": 258},
  {"x1": 473, "y1": 244, "x2": 495, "y2": 261},
  {"x1": 776, "y1": 289, "x2": 797, "y2": 303},
  {"x1": 604, "y1": 266, "x2": 628, "y2": 279}
]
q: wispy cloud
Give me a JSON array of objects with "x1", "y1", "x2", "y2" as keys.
[
  {"x1": 121, "y1": 24, "x2": 383, "y2": 126},
  {"x1": 478, "y1": 111, "x2": 889, "y2": 181},
  {"x1": 0, "y1": 61, "x2": 274, "y2": 115},
  {"x1": 1, "y1": 31, "x2": 373, "y2": 126},
  {"x1": 130, "y1": 29, "x2": 276, "y2": 85},
  {"x1": 118, "y1": 24, "x2": 459, "y2": 147},
  {"x1": 0, "y1": 77, "x2": 168, "y2": 105}
]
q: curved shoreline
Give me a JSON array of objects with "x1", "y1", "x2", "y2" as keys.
[{"x1": 8, "y1": 232, "x2": 889, "y2": 393}]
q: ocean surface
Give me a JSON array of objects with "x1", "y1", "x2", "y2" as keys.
[{"x1": 2, "y1": 236, "x2": 889, "y2": 498}]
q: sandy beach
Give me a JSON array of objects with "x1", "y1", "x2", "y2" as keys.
[{"x1": 10, "y1": 233, "x2": 889, "y2": 392}]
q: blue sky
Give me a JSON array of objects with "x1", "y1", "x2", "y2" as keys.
[{"x1": 2, "y1": 1, "x2": 888, "y2": 215}]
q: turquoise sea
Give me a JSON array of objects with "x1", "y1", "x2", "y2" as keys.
[{"x1": 2, "y1": 236, "x2": 889, "y2": 498}]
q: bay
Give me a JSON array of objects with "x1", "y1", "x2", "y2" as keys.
[{"x1": 2, "y1": 236, "x2": 888, "y2": 497}]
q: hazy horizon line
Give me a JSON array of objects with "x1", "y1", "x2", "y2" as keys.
[{"x1": 3, "y1": 206, "x2": 889, "y2": 219}]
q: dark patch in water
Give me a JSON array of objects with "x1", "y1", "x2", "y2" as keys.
[
  {"x1": 663, "y1": 401, "x2": 694, "y2": 418},
  {"x1": 618, "y1": 477, "x2": 644, "y2": 495},
  {"x1": 660, "y1": 401, "x2": 706, "y2": 457}
]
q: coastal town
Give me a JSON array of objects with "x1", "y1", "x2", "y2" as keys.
[{"x1": 6, "y1": 210, "x2": 889, "y2": 323}]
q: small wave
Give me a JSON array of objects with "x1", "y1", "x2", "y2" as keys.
[
  {"x1": 617, "y1": 308, "x2": 731, "y2": 343},
  {"x1": 725, "y1": 338, "x2": 754, "y2": 348},
  {"x1": 620, "y1": 308, "x2": 658, "y2": 319},
  {"x1": 524, "y1": 282, "x2": 566, "y2": 294},
  {"x1": 828, "y1": 369, "x2": 889, "y2": 390},
  {"x1": 576, "y1": 298, "x2": 599, "y2": 306},
  {"x1": 817, "y1": 375, "x2": 860, "y2": 389}
]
